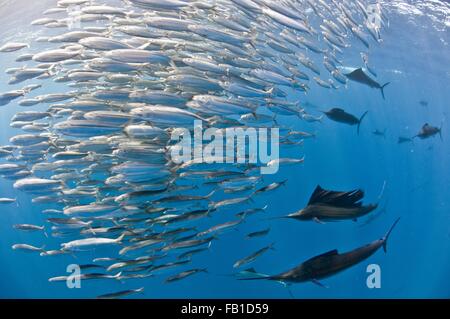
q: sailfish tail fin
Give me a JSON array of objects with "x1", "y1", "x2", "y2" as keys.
[
  {"x1": 382, "y1": 217, "x2": 400, "y2": 253},
  {"x1": 380, "y1": 82, "x2": 390, "y2": 100},
  {"x1": 357, "y1": 111, "x2": 369, "y2": 135}
]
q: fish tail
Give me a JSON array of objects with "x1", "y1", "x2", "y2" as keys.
[
  {"x1": 115, "y1": 233, "x2": 126, "y2": 244},
  {"x1": 114, "y1": 271, "x2": 123, "y2": 279},
  {"x1": 357, "y1": 111, "x2": 369, "y2": 135},
  {"x1": 273, "y1": 114, "x2": 279, "y2": 126},
  {"x1": 136, "y1": 287, "x2": 145, "y2": 294},
  {"x1": 382, "y1": 217, "x2": 400, "y2": 253},
  {"x1": 238, "y1": 269, "x2": 272, "y2": 281},
  {"x1": 245, "y1": 194, "x2": 255, "y2": 204},
  {"x1": 206, "y1": 208, "x2": 214, "y2": 217},
  {"x1": 380, "y1": 82, "x2": 390, "y2": 99},
  {"x1": 318, "y1": 114, "x2": 324, "y2": 123},
  {"x1": 204, "y1": 189, "x2": 217, "y2": 200},
  {"x1": 23, "y1": 86, "x2": 32, "y2": 94}
]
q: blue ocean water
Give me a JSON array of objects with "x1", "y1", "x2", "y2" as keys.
[{"x1": 0, "y1": 0, "x2": 449, "y2": 298}]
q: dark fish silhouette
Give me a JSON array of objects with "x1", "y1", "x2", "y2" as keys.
[
  {"x1": 240, "y1": 218, "x2": 400, "y2": 286},
  {"x1": 415, "y1": 123, "x2": 442, "y2": 140},
  {"x1": 284, "y1": 185, "x2": 378, "y2": 223},
  {"x1": 419, "y1": 100, "x2": 428, "y2": 107},
  {"x1": 245, "y1": 228, "x2": 270, "y2": 239},
  {"x1": 165, "y1": 268, "x2": 207, "y2": 283},
  {"x1": 97, "y1": 287, "x2": 144, "y2": 299},
  {"x1": 323, "y1": 108, "x2": 368, "y2": 135},
  {"x1": 344, "y1": 68, "x2": 390, "y2": 99},
  {"x1": 233, "y1": 243, "x2": 275, "y2": 268},
  {"x1": 398, "y1": 136, "x2": 413, "y2": 144},
  {"x1": 372, "y1": 129, "x2": 386, "y2": 138}
]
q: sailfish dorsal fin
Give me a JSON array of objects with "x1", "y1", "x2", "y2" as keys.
[
  {"x1": 307, "y1": 185, "x2": 326, "y2": 205},
  {"x1": 307, "y1": 185, "x2": 364, "y2": 208}
]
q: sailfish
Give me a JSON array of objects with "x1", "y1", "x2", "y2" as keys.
[
  {"x1": 344, "y1": 67, "x2": 390, "y2": 99},
  {"x1": 240, "y1": 218, "x2": 400, "y2": 288},
  {"x1": 283, "y1": 185, "x2": 378, "y2": 223}
]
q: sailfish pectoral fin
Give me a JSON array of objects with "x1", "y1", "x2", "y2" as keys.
[
  {"x1": 277, "y1": 281, "x2": 295, "y2": 299},
  {"x1": 313, "y1": 217, "x2": 326, "y2": 224},
  {"x1": 311, "y1": 279, "x2": 329, "y2": 288},
  {"x1": 287, "y1": 286, "x2": 295, "y2": 299}
]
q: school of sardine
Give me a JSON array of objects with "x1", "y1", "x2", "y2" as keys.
[{"x1": 0, "y1": 0, "x2": 387, "y2": 298}]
